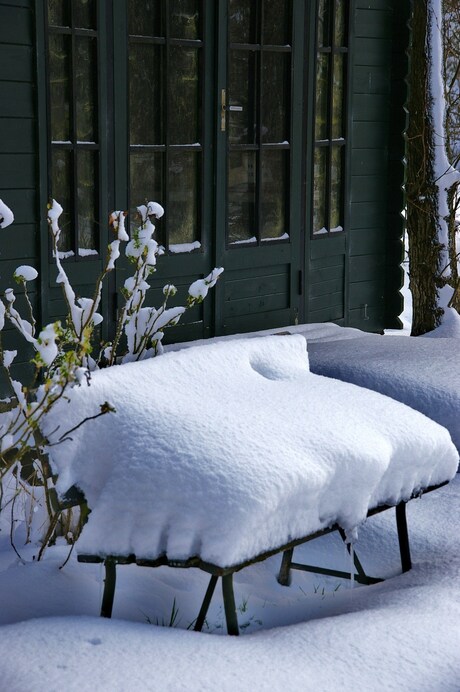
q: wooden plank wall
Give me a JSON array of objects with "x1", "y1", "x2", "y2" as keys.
[
  {"x1": 347, "y1": 0, "x2": 406, "y2": 331},
  {"x1": 308, "y1": 0, "x2": 408, "y2": 332},
  {"x1": 0, "y1": 0, "x2": 38, "y2": 383}
]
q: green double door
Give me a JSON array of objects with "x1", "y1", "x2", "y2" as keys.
[
  {"x1": 114, "y1": 1, "x2": 311, "y2": 342},
  {"x1": 115, "y1": 1, "x2": 311, "y2": 341}
]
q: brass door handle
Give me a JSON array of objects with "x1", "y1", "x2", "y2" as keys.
[
  {"x1": 221, "y1": 89, "x2": 226, "y2": 131},
  {"x1": 221, "y1": 89, "x2": 243, "y2": 131}
]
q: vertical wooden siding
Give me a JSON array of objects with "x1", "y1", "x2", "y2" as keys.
[
  {"x1": 307, "y1": 0, "x2": 408, "y2": 332},
  {"x1": 347, "y1": 0, "x2": 407, "y2": 331},
  {"x1": 0, "y1": 0, "x2": 38, "y2": 380}
]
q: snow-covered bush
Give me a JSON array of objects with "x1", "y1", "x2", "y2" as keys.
[{"x1": 0, "y1": 197, "x2": 223, "y2": 557}]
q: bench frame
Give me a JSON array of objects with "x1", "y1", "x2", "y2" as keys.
[{"x1": 77, "y1": 483, "x2": 446, "y2": 635}]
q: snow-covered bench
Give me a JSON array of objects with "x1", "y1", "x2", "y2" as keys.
[
  {"x1": 307, "y1": 333, "x2": 460, "y2": 453},
  {"x1": 49, "y1": 336, "x2": 458, "y2": 635}
]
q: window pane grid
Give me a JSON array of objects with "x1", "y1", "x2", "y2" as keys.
[
  {"x1": 47, "y1": 1, "x2": 99, "y2": 256},
  {"x1": 312, "y1": 0, "x2": 348, "y2": 237},
  {"x1": 227, "y1": 0, "x2": 292, "y2": 246},
  {"x1": 128, "y1": 2, "x2": 204, "y2": 252}
]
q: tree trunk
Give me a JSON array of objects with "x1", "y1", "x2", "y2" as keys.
[{"x1": 405, "y1": 0, "x2": 444, "y2": 336}]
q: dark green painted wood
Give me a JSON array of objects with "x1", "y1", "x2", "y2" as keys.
[
  {"x1": 0, "y1": 0, "x2": 411, "y2": 351},
  {"x1": 355, "y1": 9, "x2": 392, "y2": 39},
  {"x1": 349, "y1": 228, "x2": 386, "y2": 256},
  {"x1": 0, "y1": 5, "x2": 31, "y2": 45},
  {"x1": 353, "y1": 94, "x2": 389, "y2": 122},
  {"x1": 223, "y1": 308, "x2": 292, "y2": 335},
  {"x1": 353, "y1": 38, "x2": 391, "y2": 66},
  {"x1": 354, "y1": 0, "x2": 392, "y2": 9},
  {"x1": 350, "y1": 202, "x2": 387, "y2": 229},
  {"x1": 349, "y1": 279, "x2": 385, "y2": 308},
  {"x1": 0, "y1": 188, "x2": 35, "y2": 223},
  {"x1": 348, "y1": 305, "x2": 385, "y2": 331},
  {"x1": 351, "y1": 149, "x2": 388, "y2": 176},
  {"x1": 349, "y1": 254, "x2": 385, "y2": 281},
  {"x1": 310, "y1": 264, "x2": 343, "y2": 283},
  {"x1": 0, "y1": 154, "x2": 35, "y2": 188},
  {"x1": 0, "y1": 82, "x2": 34, "y2": 118},
  {"x1": 308, "y1": 304, "x2": 344, "y2": 323},
  {"x1": 310, "y1": 277, "x2": 344, "y2": 298},
  {"x1": 224, "y1": 271, "x2": 289, "y2": 301},
  {"x1": 0, "y1": 44, "x2": 34, "y2": 82},
  {"x1": 350, "y1": 175, "x2": 388, "y2": 203},
  {"x1": 352, "y1": 65, "x2": 390, "y2": 95},
  {"x1": 352, "y1": 121, "x2": 389, "y2": 149},
  {"x1": 0, "y1": 118, "x2": 35, "y2": 154},
  {"x1": 224, "y1": 292, "x2": 288, "y2": 319},
  {"x1": 0, "y1": 0, "x2": 32, "y2": 7},
  {"x1": 0, "y1": 224, "x2": 36, "y2": 258},
  {"x1": 310, "y1": 234, "x2": 346, "y2": 260}
]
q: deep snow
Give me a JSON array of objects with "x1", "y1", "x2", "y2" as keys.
[
  {"x1": 44, "y1": 335, "x2": 457, "y2": 566},
  {"x1": 0, "y1": 476, "x2": 459, "y2": 691},
  {"x1": 1, "y1": 326, "x2": 460, "y2": 690}
]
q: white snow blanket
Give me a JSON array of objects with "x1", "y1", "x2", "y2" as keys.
[
  {"x1": 308, "y1": 335, "x2": 460, "y2": 452},
  {"x1": 47, "y1": 335, "x2": 458, "y2": 568}
]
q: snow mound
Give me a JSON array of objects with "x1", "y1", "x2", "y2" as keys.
[
  {"x1": 308, "y1": 334, "x2": 460, "y2": 452},
  {"x1": 421, "y1": 306, "x2": 460, "y2": 339},
  {"x1": 46, "y1": 335, "x2": 458, "y2": 568}
]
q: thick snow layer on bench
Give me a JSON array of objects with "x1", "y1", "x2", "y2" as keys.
[
  {"x1": 308, "y1": 334, "x2": 460, "y2": 451},
  {"x1": 46, "y1": 335, "x2": 458, "y2": 568}
]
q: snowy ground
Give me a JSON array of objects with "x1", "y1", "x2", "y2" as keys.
[
  {"x1": 0, "y1": 475, "x2": 459, "y2": 691},
  {"x1": 1, "y1": 276, "x2": 460, "y2": 689}
]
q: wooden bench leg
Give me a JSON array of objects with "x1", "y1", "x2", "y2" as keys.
[
  {"x1": 101, "y1": 558, "x2": 116, "y2": 618},
  {"x1": 194, "y1": 575, "x2": 219, "y2": 632},
  {"x1": 222, "y1": 574, "x2": 239, "y2": 636},
  {"x1": 396, "y1": 502, "x2": 412, "y2": 572},
  {"x1": 277, "y1": 548, "x2": 294, "y2": 586}
]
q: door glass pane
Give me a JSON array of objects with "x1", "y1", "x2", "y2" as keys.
[
  {"x1": 228, "y1": 151, "x2": 256, "y2": 244},
  {"x1": 330, "y1": 146, "x2": 342, "y2": 231},
  {"x1": 52, "y1": 149, "x2": 72, "y2": 252},
  {"x1": 170, "y1": 0, "x2": 200, "y2": 39},
  {"x1": 332, "y1": 54, "x2": 344, "y2": 139},
  {"x1": 313, "y1": 147, "x2": 327, "y2": 235},
  {"x1": 262, "y1": 52, "x2": 289, "y2": 143},
  {"x1": 75, "y1": 37, "x2": 97, "y2": 142},
  {"x1": 229, "y1": 50, "x2": 257, "y2": 145},
  {"x1": 129, "y1": 43, "x2": 163, "y2": 145},
  {"x1": 261, "y1": 151, "x2": 287, "y2": 240},
  {"x1": 334, "y1": 0, "x2": 346, "y2": 47},
  {"x1": 73, "y1": 0, "x2": 96, "y2": 30},
  {"x1": 168, "y1": 151, "x2": 199, "y2": 246},
  {"x1": 317, "y1": 0, "x2": 331, "y2": 47},
  {"x1": 128, "y1": 1, "x2": 163, "y2": 37},
  {"x1": 315, "y1": 54, "x2": 329, "y2": 140},
  {"x1": 229, "y1": 0, "x2": 255, "y2": 44},
  {"x1": 48, "y1": 0, "x2": 70, "y2": 27},
  {"x1": 263, "y1": 0, "x2": 290, "y2": 46},
  {"x1": 77, "y1": 150, "x2": 97, "y2": 251},
  {"x1": 169, "y1": 47, "x2": 200, "y2": 145},
  {"x1": 130, "y1": 151, "x2": 165, "y2": 245},
  {"x1": 49, "y1": 34, "x2": 71, "y2": 142}
]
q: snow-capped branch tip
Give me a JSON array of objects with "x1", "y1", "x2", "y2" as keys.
[
  {"x1": 137, "y1": 201, "x2": 165, "y2": 223},
  {"x1": 47, "y1": 199, "x2": 63, "y2": 237},
  {"x1": 109, "y1": 210, "x2": 129, "y2": 242},
  {"x1": 0, "y1": 199, "x2": 14, "y2": 229},
  {"x1": 188, "y1": 268, "x2": 224, "y2": 302},
  {"x1": 14, "y1": 265, "x2": 39, "y2": 283},
  {"x1": 163, "y1": 283, "x2": 177, "y2": 298}
]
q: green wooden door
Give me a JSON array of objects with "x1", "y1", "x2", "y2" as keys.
[
  {"x1": 118, "y1": 1, "x2": 307, "y2": 341},
  {"x1": 41, "y1": 1, "x2": 312, "y2": 344},
  {"x1": 214, "y1": 0, "x2": 306, "y2": 335}
]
